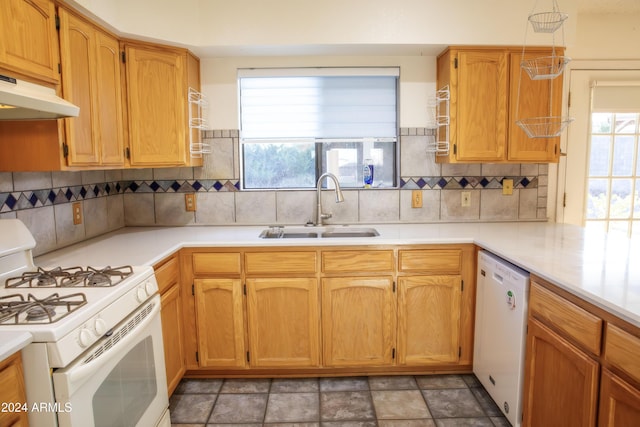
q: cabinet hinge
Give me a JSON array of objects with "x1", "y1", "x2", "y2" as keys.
[
  {"x1": 62, "y1": 142, "x2": 69, "y2": 158},
  {"x1": 392, "y1": 348, "x2": 396, "y2": 359},
  {"x1": 195, "y1": 351, "x2": 199, "y2": 363},
  {"x1": 246, "y1": 351, "x2": 250, "y2": 363},
  {"x1": 563, "y1": 192, "x2": 567, "y2": 208},
  {"x1": 121, "y1": 51, "x2": 126, "y2": 63},
  {"x1": 125, "y1": 147, "x2": 130, "y2": 159},
  {"x1": 55, "y1": 15, "x2": 60, "y2": 30},
  {"x1": 454, "y1": 57, "x2": 458, "y2": 69},
  {"x1": 459, "y1": 347, "x2": 462, "y2": 358},
  {"x1": 58, "y1": 63, "x2": 61, "y2": 74},
  {"x1": 192, "y1": 283, "x2": 195, "y2": 296}
]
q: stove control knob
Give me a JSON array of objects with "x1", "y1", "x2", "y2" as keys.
[
  {"x1": 145, "y1": 280, "x2": 155, "y2": 295},
  {"x1": 93, "y1": 318, "x2": 107, "y2": 335},
  {"x1": 79, "y1": 328, "x2": 93, "y2": 348},
  {"x1": 136, "y1": 286, "x2": 148, "y2": 303}
]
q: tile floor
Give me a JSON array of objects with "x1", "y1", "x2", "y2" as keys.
[{"x1": 169, "y1": 374, "x2": 512, "y2": 426}]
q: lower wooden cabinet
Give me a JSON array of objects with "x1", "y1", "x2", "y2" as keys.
[
  {"x1": 599, "y1": 369, "x2": 640, "y2": 426},
  {"x1": 155, "y1": 254, "x2": 185, "y2": 396},
  {"x1": 397, "y1": 275, "x2": 462, "y2": 364},
  {"x1": 522, "y1": 317, "x2": 599, "y2": 427},
  {"x1": 321, "y1": 276, "x2": 396, "y2": 367},
  {"x1": 246, "y1": 278, "x2": 320, "y2": 367},
  {"x1": 182, "y1": 244, "x2": 475, "y2": 374},
  {"x1": 524, "y1": 278, "x2": 640, "y2": 427},
  {"x1": 194, "y1": 278, "x2": 246, "y2": 368},
  {"x1": 0, "y1": 352, "x2": 29, "y2": 427}
]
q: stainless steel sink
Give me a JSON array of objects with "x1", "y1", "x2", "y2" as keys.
[
  {"x1": 321, "y1": 228, "x2": 379, "y2": 238},
  {"x1": 259, "y1": 228, "x2": 318, "y2": 239},
  {"x1": 259, "y1": 226, "x2": 379, "y2": 239}
]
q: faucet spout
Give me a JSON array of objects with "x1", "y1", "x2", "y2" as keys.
[{"x1": 315, "y1": 172, "x2": 344, "y2": 226}]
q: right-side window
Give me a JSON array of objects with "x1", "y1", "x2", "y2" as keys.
[{"x1": 586, "y1": 83, "x2": 640, "y2": 236}]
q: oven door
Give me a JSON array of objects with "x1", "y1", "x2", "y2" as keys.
[{"x1": 52, "y1": 294, "x2": 169, "y2": 427}]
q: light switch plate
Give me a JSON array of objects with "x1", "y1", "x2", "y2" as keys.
[
  {"x1": 461, "y1": 191, "x2": 471, "y2": 207},
  {"x1": 72, "y1": 202, "x2": 82, "y2": 225},
  {"x1": 411, "y1": 190, "x2": 423, "y2": 208},
  {"x1": 185, "y1": 194, "x2": 197, "y2": 211},
  {"x1": 503, "y1": 179, "x2": 514, "y2": 195}
]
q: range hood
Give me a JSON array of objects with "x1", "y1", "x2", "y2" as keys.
[{"x1": 0, "y1": 74, "x2": 79, "y2": 120}]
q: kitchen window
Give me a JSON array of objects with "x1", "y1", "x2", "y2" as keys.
[{"x1": 239, "y1": 68, "x2": 399, "y2": 189}]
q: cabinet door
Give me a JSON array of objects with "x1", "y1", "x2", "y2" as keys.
[
  {"x1": 522, "y1": 318, "x2": 599, "y2": 427},
  {"x1": 0, "y1": 352, "x2": 29, "y2": 427},
  {"x1": 455, "y1": 50, "x2": 508, "y2": 161},
  {"x1": 508, "y1": 51, "x2": 562, "y2": 162},
  {"x1": 194, "y1": 278, "x2": 246, "y2": 367},
  {"x1": 95, "y1": 31, "x2": 125, "y2": 165},
  {"x1": 246, "y1": 278, "x2": 320, "y2": 367},
  {"x1": 0, "y1": 0, "x2": 59, "y2": 83},
  {"x1": 599, "y1": 369, "x2": 640, "y2": 427},
  {"x1": 322, "y1": 276, "x2": 396, "y2": 367},
  {"x1": 397, "y1": 275, "x2": 461, "y2": 364},
  {"x1": 59, "y1": 10, "x2": 99, "y2": 165},
  {"x1": 59, "y1": 10, "x2": 125, "y2": 167},
  {"x1": 161, "y1": 283, "x2": 186, "y2": 396},
  {"x1": 125, "y1": 45, "x2": 187, "y2": 166}
]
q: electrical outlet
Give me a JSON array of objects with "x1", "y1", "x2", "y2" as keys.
[
  {"x1": 411, "y1": 190, "x2": 423, "y2": 208},
  {"x1": 185, "y1": 193, "x2": 197, "y2": 212},
  {"x1": 72, "y1": 202, "x2": 82, "y2": 225},
  {"x1": 503, "y1": 179, "x2": 514, "y2": 195},
  {"x1": 461, "y1": 191, "x2": 471, "y2": 207}
]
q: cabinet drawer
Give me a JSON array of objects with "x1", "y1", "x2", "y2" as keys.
[
  {"x1": 398, "y1": 249, "x2": 462, "y2": 274},
  {"x1": 245, "y1": 252, "x2": 316, "y2": 274},
  {"x1": 154, "y1": 255, "x2": 179, "y2": 294},
  {"x1": 193, "y1": 253, "x2": 241, "y2": 275},
  {"x1": 322, "y1": 250, "x2": 394, "y2": 273},
  {"x1": 605, "y1": 324, "x2": 640, "y2": 384},
  {"x1": 529, "y1": 283, "x2": 603, "y2": 355}
]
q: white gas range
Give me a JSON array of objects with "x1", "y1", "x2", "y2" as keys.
[{"x1": 0, "y1": 219, "x2": 170, "y2": 427}]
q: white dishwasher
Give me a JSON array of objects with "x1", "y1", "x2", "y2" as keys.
[{"x1": 474, "y1": 250, "x2": 530, "y2": 427}]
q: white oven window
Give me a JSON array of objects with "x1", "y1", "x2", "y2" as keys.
[{"x1": 92, "y1": 336, "x2": 158, "y2": 426}]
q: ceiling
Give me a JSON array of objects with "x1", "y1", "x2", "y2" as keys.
[{"x1": 577, "y1": 0, "x2": 640, "y2": 14}]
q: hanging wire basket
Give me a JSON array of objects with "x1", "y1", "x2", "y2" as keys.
[
  {"x1": 516, "y1": 116, "x2": 575, "y2": 138},
  {"x1": 521, "y1": 55, "x2": 571, "y2": 80},
  {"x1": 528, "y1": 11, "x2": 568, "y2": 33}
]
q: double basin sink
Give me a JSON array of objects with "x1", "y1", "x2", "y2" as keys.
[{"x1": 259, "y1": 226, "x2": 379, "y2": 239}]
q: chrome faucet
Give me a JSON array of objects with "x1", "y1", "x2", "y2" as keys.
[{"x1": 315, "y1": 172, "x2": 344, "y2": 226}]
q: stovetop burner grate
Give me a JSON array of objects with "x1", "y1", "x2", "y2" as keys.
[
  {"x1": 5, "y1": 266, "x2": 133, "y2": 288},
  {"x1": 0, "y1": 293, "x2": 88, "y2": 324}
]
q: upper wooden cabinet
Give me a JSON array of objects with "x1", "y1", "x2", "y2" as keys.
[
  {"x1": 58, "y1": 8, "x2": 125, "y2": 167},
  {"x1": 436, "y1": 46, "x2": 563, "y2": 164},
  {"x1": 0, "y1": 0, "x2": 59, "y2": 83},
  {"x1": 123, "y1": 41, "x2": 202, "y2": 167}
]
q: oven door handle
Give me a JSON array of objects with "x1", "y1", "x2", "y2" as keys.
[{"x1": 54, "y1": 296, "x2": 162, "y2": 397}]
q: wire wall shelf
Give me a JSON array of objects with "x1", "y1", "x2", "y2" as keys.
[
  {"x1": 188, "y1": 88, "x2": 211, "y2": 158},
  {"x1": 427, "y1": 86, "x2": 450, "y2": 156}
]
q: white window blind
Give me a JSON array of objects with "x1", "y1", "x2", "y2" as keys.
[
  {"x1": 592, "y1": 81, "x2": 640, "y2": 112},
  {"x1": 239, "y1": 68, "x2": 399, "y2": 140}
]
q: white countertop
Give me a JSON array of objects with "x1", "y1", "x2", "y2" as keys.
[
  {"x1": 0, "y1": 331, "x2": 32, "y2": 362},
  {"x1": 31, "y1": 222, "x2": 640, "y2": 330}
]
